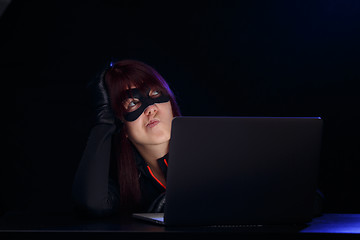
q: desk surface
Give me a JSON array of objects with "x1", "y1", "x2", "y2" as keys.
[{"x1": 0, "y1": 212, "x2": 359, "y2": 239}]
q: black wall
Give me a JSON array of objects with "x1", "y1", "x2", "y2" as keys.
[{"x1": 2, "y1": 0, "x2": 360, "y2": 215}]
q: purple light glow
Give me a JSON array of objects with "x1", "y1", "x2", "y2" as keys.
[{"x1": 301, "y1": 214, "x2": 360, "y2": 234}]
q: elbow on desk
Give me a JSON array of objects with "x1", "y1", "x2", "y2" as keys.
[
  {"x1": 71, "y1": 190, "x2": 119, "y2": 218},
  {"x1": 72, "y1": 196, "x2": 119, "y2": 218}
]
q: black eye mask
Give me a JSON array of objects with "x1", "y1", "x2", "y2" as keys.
[{"x1": 123, "y1": 88, "x2": 170, "y2": 122}]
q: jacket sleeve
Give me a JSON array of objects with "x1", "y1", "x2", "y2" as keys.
[{"x1": 72, "y1": 124, "x2": 120, "y2": 217}]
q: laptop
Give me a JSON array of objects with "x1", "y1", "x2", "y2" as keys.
[{"x1": 133, "y1": 116, "x2": 323, "y2": 226}]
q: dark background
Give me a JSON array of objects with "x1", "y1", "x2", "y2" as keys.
[{"x1": 1, "y1": 0, "x2": 359, "y2": 215}]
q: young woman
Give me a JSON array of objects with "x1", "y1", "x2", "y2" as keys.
[{"x1": 72, "y1": 60, "x2": 181, "y2": 216}]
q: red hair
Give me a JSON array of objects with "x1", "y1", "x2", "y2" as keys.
[{"x1": 104, "y1": 60, "x2": 181, "y2": 212}]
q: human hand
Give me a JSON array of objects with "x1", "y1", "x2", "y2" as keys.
[
  {"x1": 87, "y1": 70, "x2": 115, "y2": 125},
  {"x1": 147, "y1": 192, "x2": 166, "y2": 213}
]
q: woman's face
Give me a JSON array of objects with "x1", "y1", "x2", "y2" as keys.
[{"x1": 123, "y1": 88, "x2": 174, "y2": 148}]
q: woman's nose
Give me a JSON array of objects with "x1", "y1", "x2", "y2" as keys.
[{"x1": 144, "y1": 104, "x2": 158, "y2": 116}]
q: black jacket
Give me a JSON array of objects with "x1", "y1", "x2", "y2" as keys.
[{"x1": 72, "y1": 124, "x2": 167, "y2": 217}]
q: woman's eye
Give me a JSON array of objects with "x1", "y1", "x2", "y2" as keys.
[
  {"x1": 124, "y1": 99, "x2": 140, "y2": 112},
  {"x1": 150, "y1": 90, "x2": 161, "y2": 98}
]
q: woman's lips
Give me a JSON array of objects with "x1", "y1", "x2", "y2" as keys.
[{"x1": 146, "y1": 119, "x2": 160, "y2": 128}]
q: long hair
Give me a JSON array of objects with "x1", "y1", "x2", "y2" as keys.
[{"x1": 104, "y1": 59, "x2": 181, "y2": 213}]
